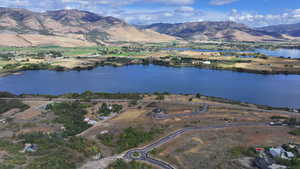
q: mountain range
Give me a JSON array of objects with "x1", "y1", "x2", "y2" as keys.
[
  {"x1": 143, "y1": 21, "x2": 299, "y2": 42},
  {"x1": 257, "y1": 23, "x2": 300, "y2": 37},
  {"x1": 0, "y1": 7, "x2": 299, "y2": 47},
  {"x1": 0, "y1": 7, "x2": 176, "y2": 47}
]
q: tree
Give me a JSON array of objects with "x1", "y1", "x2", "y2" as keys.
[{"x1": 99, "y1": 103, "x2": 110, "y2": 116}]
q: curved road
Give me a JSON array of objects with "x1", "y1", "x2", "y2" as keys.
[
  {"x1": 124, "y1": 122, "x2": 270, "y2": 169},
  {"x1": 0, "y1": 97, "x2": 293, "y2": 168}
]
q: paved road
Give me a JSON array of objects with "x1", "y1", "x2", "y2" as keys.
[
  {"x1": 2, "y1": 97, "x2": 291, "y2": 168},
  {"x1": 124, "y1": 122, "x2": 269, "y2": 169}
]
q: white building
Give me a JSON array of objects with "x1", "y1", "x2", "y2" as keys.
[
  {"x1": 202, "y1": 61, "x2": 211, "y2": 65},
  {"x1": 269, "y1": 147, "x2": 295, "y2": 160}
]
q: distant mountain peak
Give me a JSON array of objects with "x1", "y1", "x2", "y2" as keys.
[
  {"x1": 46, "y1": 9, "x2": 104, "y2": 23},
  {"x1": 257, "y1": 22, "x2": 300, "y2": 37},
  {"x1": 0, "y1": 7, "x2": 176, "y2": 47},
  {"x1": 144, "y1": 21, "x2": 286, "y2": 41}
]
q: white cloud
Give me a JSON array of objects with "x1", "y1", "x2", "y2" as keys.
[
  {"x1": 227, "y1": 9, "x2": 300, "y2": 27},
  {"x1": 62, "y1": 0, "x2": 194, "y2": 6},
  {"x1": 210, "y1": 0, "x2": 238, "y2": 6},
  {"x1": 153, "y1": 0, "x2": 194, "y2": 5},
  {"x1": 175, "y1": 6, "x2": 195, "y2": 12},
  {"x1": 0, "y1": 0, "x2": 300, "y2": 27}
]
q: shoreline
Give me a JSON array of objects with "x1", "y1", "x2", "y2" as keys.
[
  {"x1": 1, "y1": 61, "x2": 300, "y2": 78},
  {"x1": 0, "y1": 91, "x2": 297, "y2": 111},
  {"x1": 0, "y1": 71, "x2": 24, "y2": 77}
]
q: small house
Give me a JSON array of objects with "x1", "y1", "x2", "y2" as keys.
[
  {"x1": 269, "y1": 147, "x2": 294, "y2": 160},
  {"x1": 270, "y1": 147, "x2": 286, "y2": 159},
  {"x1": 22, "y1": 143, "x2": 37, "y2": 153},
  {"x1": 0, "y1": 119, "x2": 6, "y2": 124},
  {"x1": 202, "y1": 61, "x2": 211, "y2": 65}
]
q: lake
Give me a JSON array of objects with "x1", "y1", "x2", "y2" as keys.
[
  {"x1": 0, "y1": 65, "x2": 300, "y2": 108},
  {"x1": 256, "y1": 49, "x2": 300, "y2": 58}
]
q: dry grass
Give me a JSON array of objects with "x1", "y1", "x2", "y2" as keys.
[
  {"x1": 155, "y1": 126, "x2": 299, "y2": 169},
  {"x1": 106, "y1": 25, "x2": 177, "y2": 43},
  {"x1": 15, "y1": 101, "x2": 49, "y2": 120},
  {"x1": 113, "y1": 109, "x2": 147, "y2": 121},
  {"x1": 0, "y1": 33, "x2": 96, "y2": 47}
]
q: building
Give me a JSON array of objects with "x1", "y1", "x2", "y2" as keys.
[
  {"x1": 269, "y1": 147, "x2": 294, "y2": 160},
  {"x1": 84, "y1": 118, "x2": 97, "y2": 125},
  {"x1": 22, "y1": 143, "x2": 37, "y2": 153},
  {"x1": 255, "y1": 157, "x2": 287, "y2": 169},
  {"x1": 202, "y1": 61, "x2": 211, "y2": 65}
]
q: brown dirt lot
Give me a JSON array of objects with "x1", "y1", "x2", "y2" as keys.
[{"x1": 15, "y1": 101, "x2": 50, "y2": 120}]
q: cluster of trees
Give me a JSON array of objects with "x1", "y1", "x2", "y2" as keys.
[
  {"x1": 98, "y1": 127, "x2": 162, "y2": 153},
  {"x1": 155, "y1": 93, "x2": 165, "y2": 100},
  {"x1": 0, "y1": 53, "x2": 15, "y2": 60},
  {"x1": 62, "y1": 91, "x2": 142, "y2": 100},
  {"x1": 107, "y1": 159, "x2": 152, "y2": 169},
  {"x1": 0, "y1": 99, "x2": 29, "y2": 114},
  {"x1": 189, "y1": 42, "x2": 256, "y2": 51},
  {"x1": 46, "y1": 102, "x2": 91, "y2": 136},
  {"x1": 97, "y1": 47, "x2": 128, "y2": 55},
  {"x1": 0, "y1": 139, "x2": 26, "y2": 169},
  {"x1": 21, "y1": 63, "x2": 64, "y2": 71},
  {"x1": 3, "y1": 63, "x2": 64, "y2": 71},
  {"x1": 0, "y1": 91, "x2": 17, "y2": 98},
  {"x1": 97, "y1": 46, "x2": 159, "y2": 55},
  {"x1": 106, "y1": 57, "x2": 133, "y2": 63},
  {"x1": 36, "y1": 50, "x2": 63, "y2": 58},
  {"x1": 3, "y1": 63, "x2": 21, "y2": 70},
  {"x1": 19, "y1": 132, "x2": 101, "y2": 169},
  {"x1": 98, "y1": 103, "x2": 123, "y2": 116}
]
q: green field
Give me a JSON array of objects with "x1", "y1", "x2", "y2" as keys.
[{"x1": 0, "y1": 46, "x2": 99, "y2": 57}]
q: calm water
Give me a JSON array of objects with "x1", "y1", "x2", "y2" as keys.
[
  {"x1": 1, "y1": 65, "x2": 300, "y2": 108},
  {"x1": 256, "y1": 49, "x2": 300, "y2": 58},
  {"x1": 163, "y1": 48, "x2": 248, "y2": 53}
]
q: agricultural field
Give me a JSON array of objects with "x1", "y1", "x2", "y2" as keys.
[{"x1": 1, "y1": 42, "x2": 300, "y2": 77}]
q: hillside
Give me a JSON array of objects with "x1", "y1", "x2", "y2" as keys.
[
  {"x1": 257, "y1": 23, "x2": 300, "y2": 37},
  {"x1": 0, "y1": 8, "x2": 176, "y2": 47},
  {"x1": 144, "y1": 21, "x2": 287, "y2": 41}
]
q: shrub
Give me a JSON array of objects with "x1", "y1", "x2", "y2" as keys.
[
  {"x1": 19, "y1": 133, "x2": 101, "y2": 169},
  {"x1": 229, "y1": 146, "x2": 257, "y2": 158},
  {"x1": 68, "y1": 137, "x2": 100, "y2": 157},
  {"x1": 116, "y1": 127, "x2": 162, "y2": 152},
  {"x1": 47, "y1": 102, "x2": 91, "y2": 136},
  {"x1": 0, "y1": 100, "x2": 29, "y2": 114},
  {"x1": 107, "y1": 159, "x2": 152, "y2": 169},
  {"x1": 97, "y1": 133, "x2": 114, "y2": 146},
  {"x1": 0, "y1": 91, "x2": 16, "y2": 98},
  {"x1": 289, "y1": 129, "x2": 300, "y2": 136}
]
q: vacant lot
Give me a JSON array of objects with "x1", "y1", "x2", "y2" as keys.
[{"x1": 154, "y1": 126, "x2": 299, "y2": 169}]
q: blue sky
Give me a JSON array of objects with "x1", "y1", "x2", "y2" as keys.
[{"x1": 1, "y1": 0, "x2": 300, "y2": 27}]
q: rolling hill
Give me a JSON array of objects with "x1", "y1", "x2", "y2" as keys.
[
  {"x1": 0, "y1": 7, "x2": 176, "y2": 47},
  {"x1": 143, "y1": 21, "x2": 288, "y2": 42},
  {"x1": 257, "y1": 23, "x2": 300, "y2": 37}
]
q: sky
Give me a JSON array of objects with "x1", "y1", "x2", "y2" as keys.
[{"x1": 1, "y1": 0, "x2": 300, "y2": 27}]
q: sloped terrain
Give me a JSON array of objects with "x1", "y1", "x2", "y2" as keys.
[
  {"x1": 257, "y1": 23, "x2": 300, "y2": 37},
  {"x1": 0, "y1": 8, "x2": 176, "y2": 47},
  {"x1": 144, "y1": 21, "x2": 286, "y2": 41}
]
